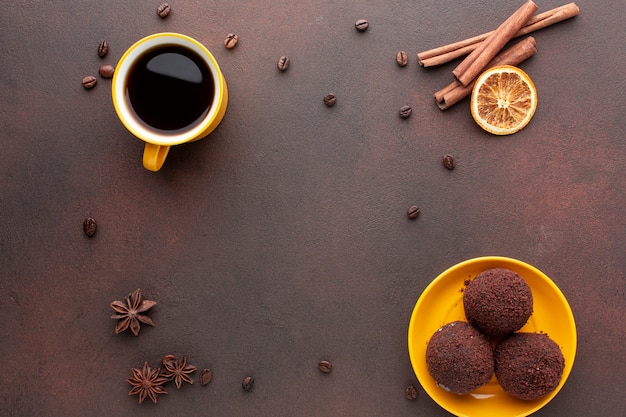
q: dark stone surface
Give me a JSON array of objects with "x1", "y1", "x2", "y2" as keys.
[{"x1": 0, "y1": 1, "x2": 624, "y2": 416}]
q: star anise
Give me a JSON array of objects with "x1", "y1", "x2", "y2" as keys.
[
  {"x1": 126, "y1": 361, "x2": 168, "y2": 404},
  {"x1": 161, "y1": 354, "x2": 197, "y2": 389},
  {"x1": 110, "y1": 288, "x2": 156, "y2": 336}
]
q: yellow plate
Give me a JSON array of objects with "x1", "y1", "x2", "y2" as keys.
[{"x1": 408, "y1": 256, "x2": 576, "y2": 417}]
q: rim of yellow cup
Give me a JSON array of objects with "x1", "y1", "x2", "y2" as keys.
[{"x1": 112, "y1": 32, "x2": 225, "y2": 146}]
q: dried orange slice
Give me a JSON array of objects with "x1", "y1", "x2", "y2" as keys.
[{"x1": 470, "y1": 65, "x2": 537, "y2": 135}]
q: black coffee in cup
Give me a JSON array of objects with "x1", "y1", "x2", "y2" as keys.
[{"x1": 125, "y1": 45, "x2": 215, "y2": 133}]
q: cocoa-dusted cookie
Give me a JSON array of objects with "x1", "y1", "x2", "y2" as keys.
[
  {"x1": 494, "y1": 332, "x2": 565, "y2": 400},
  {"x1": 463, "y1": 268, "x2": 533, "y2": 338},
  {"x1": 426, "y1": 321, "x2": 494, "y2": 394}
]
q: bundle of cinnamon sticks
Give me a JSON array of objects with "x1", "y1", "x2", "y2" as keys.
[{"x1": 419, "y1": 1, "x2": 579, "y2": 110}]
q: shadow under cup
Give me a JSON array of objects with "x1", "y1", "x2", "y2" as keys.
[{"x1": 112, "y1": 33, "x2": 228, "y2": 171}]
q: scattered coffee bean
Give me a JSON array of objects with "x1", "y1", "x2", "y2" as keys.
[
  {"x1": 157, "y1": 3, "x2": 171, "y2": 18},
  {"x1": 323, "y1": 94, "x2": 336, "y2": 107},
  {"x1": 442, "y1": 154, "x2": 455, "y2": 170},
  {"x1": 355, "y1": 19, "x2": 369, "y2": 31},
  {"x1": 318, "y1": 360, "x2": 333, "y2": 373},
  {"x1": 81, "y1": 75, "x2": 97, "y2": 89},
  {"x1": 242, "y1": 376, "x2": 254, "y2": 392},
  {"x1": 83, "y1": 217, "x2": 97, "y2": 237},
  {"x1": 97, "y1": 40, "x2": 109, "y2": 58},
  {"x1": 399, "y1": 105, "x2": 412, "y2": 118},
  {"x1": 277, "y1": 55, "x2": 290, "y2": 71},
  {"x1": 98, "y1": 64, "x2": 115, "y2": 79},
  {"x1": 407, "y1": 206, "x2": 420, "y2": 219},
  {"x1": 199, "y1": 368, "x2": 213, "y2": 386},
  {"x1": 405, "y1": 385, "x2": 418, "y2": 400},
  {"x1": 396, "y1": 51, "x2": 408, "y2": 67},
  {"x1": 224, "y1": 33, "x2": 239, "y2": 49}
]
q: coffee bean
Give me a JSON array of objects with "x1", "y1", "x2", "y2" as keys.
[
  {"x1": 323, "y1": 94, "x2": 336, "y2": 107},
  {"x1": 157, "y1": 3, "x2": 171, "y2": 18},
  {"x1": 405, "y1": 385, "x2": 418, "y2": 400},
  {"x1": 83, "y1": 217, "x2": 97, "y2": 237},
  {"x1": 82, "y1": 75, "x2": 97, "y2": 89},
  {"x1": 399, "y1": 105, "x2": 412, "y2": 118},
  {"x1": 98, "y1": 64, "x2": 115, "y2": 79},
  {"x1": 355, "y1": 19, "x2": 369, "y2": 31},
  {"x1": 407, "y1": 206, "x2": 420, "y2": 219},
  {"x1": 199, "y1": 368, "x2": 213, "y2": 386},
  {"x1": 277, "y1": 55, "x2": 290, "y2": 71},
  {"x1": 97, "y1": 40, "x2": 109, "y2": 58},
  {"x1": 396, "y1": 50, "x2": 408, "y2": 67},
  {"x1": 224, "y1": 33, "x2": 239, "y2": 49},
  {"x1": 242, "y1": 376, "x2": 254, "y2": 392},
  {"x1": 442, "y1": 154, "x2": 455, "y2": 170},
  {"x1": 318, "y1": 360, "x2": 333, "y2": 373}
]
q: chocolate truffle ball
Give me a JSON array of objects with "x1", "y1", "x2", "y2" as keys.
[
  {"x1": 426, "y1": 321, "x2": 494, "y2": 394},
  {"x1": 463, "y1": 268, "x2": 533, "y2": 338},
  {"x1": 494, "y1": 332, "x2": 565, "y2": 400}
]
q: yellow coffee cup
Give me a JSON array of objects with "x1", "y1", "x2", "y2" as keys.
[{"x1": 112, "y1": 33, "x2": 228, "y2": 171}]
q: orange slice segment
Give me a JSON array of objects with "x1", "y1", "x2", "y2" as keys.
[{"x1": 470, "y1": 65, "x2": 537, "y2": 135}]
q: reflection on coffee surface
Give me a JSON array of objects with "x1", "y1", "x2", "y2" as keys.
[{"x1": 126, "y1": 45, "x2": 215, "y2": 133}]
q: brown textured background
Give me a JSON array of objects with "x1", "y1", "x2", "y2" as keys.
[{"x1": 1, "y1": 1, "x2": 624, "y2": 416}]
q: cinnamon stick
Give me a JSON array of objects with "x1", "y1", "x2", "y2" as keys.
[
  {"x1": 435, "y1": 36, "x2": 537, "y2": 110},
  {"x1": 453, "y1": 0, "x2": 538, "y2": 87},
  {"x1": 418, "y1": 3, "x2": 579, "y2": 67}
]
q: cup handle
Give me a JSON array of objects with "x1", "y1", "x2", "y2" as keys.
[{"x1": 142, "y1": 143, "x2": 170, "y2": 172}]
